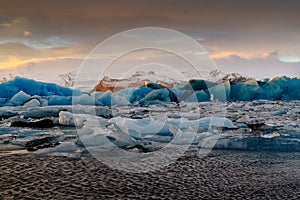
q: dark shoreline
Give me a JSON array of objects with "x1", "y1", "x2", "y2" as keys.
[{"x1": 1, "y1": 148, "x2": 300, "y2": 199}]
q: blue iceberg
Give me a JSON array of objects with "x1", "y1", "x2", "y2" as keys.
[{"x1": 0, "y1": 77, "x2": 81, "y2": 98}]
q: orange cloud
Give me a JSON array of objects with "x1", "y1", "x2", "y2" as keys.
[
  {"x1": 0, "y1": 56, "x2": 81, "y2": 69},
  {"x1": 211, "y1": 51, "x2": 276, "y2": 60},
  {"x1": 211, "y1": 51, "x2": 254, "y2": 59}
]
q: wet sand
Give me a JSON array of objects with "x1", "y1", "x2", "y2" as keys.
[{"x1": 1, "y1": 148, "x2": 300, "y2": 199}]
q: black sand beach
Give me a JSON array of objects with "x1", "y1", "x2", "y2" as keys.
[{"x1": 1, "y1": 148, "x2": 300, "y2": 199}]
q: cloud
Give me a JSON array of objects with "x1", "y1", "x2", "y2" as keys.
[
  {"x1": 214, "y1": 51, "x2": 299, "y2": 78},
  {"x1": 0, "y1": 36, "x2": 75, "y2": 50},
  {"x1": 22, "y1": 36, "x2": 76, "y2": 49},
  {"x1": 211, "y1": 51, "x2": 255, "y2": 59},
  {"x1": 211, "y1": 51, "x2": 279, "y2": 60},
  {"x1": 278, "y1": 55, "x2": 300, "y2": 63},
  {"x1": 0, "y1": 56, "x2": 82, "y2": 69}
]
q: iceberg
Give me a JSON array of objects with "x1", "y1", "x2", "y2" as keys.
[
  {"x1": 23, "y1": 99, "x2": 41, "y2": 107},
  {"x1": 1, "y1": 75, "x2": 300, "y2": 107},
  {"x1": 93, "y1": 91, "x2": 112, "y2": 106},
  {"x1": 48, "y1": 96, "x2": 72, "y2": 105},
  {"x1": 259, "y1": 81, "x2": 283, "y2": 100},
  {"x1": 229, "y1": 76, "x2": 300, "y2": 101},
  {"x1": 0, "y1": 77, "x2": 81, "y2": 99},
  {"x1": 230, "y1": 79, "x2": 263, "y2": 101},
  {"x1": 208, "y1": 81, "x2": 231, "y2": 101},
  {"x1": 0, "y1": 98, "x2": 7, "y2": 106},
  {"x1": 6, "y1": 91, "x2": 31, "y2": 106},
  {"x1": 271, "y1": 76, "x2": 300, "y2": 100},
  {"x1": 139, "y1": 88, "x2": 171, "y2": 105},
  {"x1": 176, "y1": 79, "x2": 217, "y2": 91},
  {"x1": 115, "y1": 86, "x2": 153, "y2": 103},
  {"x1": 73, "y1": 94, "x2": 94, "y2": 105},
  {"x1": 184, "y1": 91, "x2": 210, "y2": 102}
]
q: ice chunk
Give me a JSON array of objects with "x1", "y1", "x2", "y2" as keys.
[
  {"x1": 95, "y1": 91, "x2": 112, "y2": 106},
  {"x1": 110, "y1": 116, "x2": 237, "y2": 139},
  {"x1": 184, "y1": 91, "x2": 210, "y2": 102},
  {"x1": 40, "y1": 98, "x2": 48, "y2": 106},
  {"x1": 76, "y1": 124, "x2": 137, "y2": 148},
  {"x1": 177, "y1": 117, "x2": 238, "y2": 130},
  {"x1": 48, "y1": 96, "x2": 72, "y2": 105},
  {"x1": 22, "y1": 106, "x2": 72, "y2": 118},
  {"x1": 116, "y1": 86, "x2": 152, "y2": 103},
  {"x1": 11, "y1": 131, "x2": 64, "y2": 151},
  {"x1": 77, "y1": 133, "x2": 109, "y2": 147},
  {"x1": 23, "y1": 99, "x2": 41, "y2": 107},
  {"x1": 177, "y1": 80, "x2": 217, "y2": 91},
  {"x1": 73, "y1": 94, "x2": 94, "y2": 105},
  {"x1": 139, "y1": 88, "x2": 171, "y2": 105},
  {"x1": 208, "y1": 81, "x2": 231, "y2": 101},
  {"x1": 112, "y1": 93, "x2": 130, "y2": 106},
  {"x1": 92, "y1": 91, "x2": 130, "y2": 106},
  {"x1": 111, "y1": 117, "x2": 172, "y2": 138},
  {"x1": 6, "y1": 90, "x2": 31, "y2": 106},
  {"x1": 34, "y1": 142, "x2": 82, "y2": 159},
  {"x1": 259, "y1": 81, "x2": 283, "y2": 100},
  {"x1": 144, "y1": 82, "x2": 161, "y2": 89},
  {"x1": 36, "y1": 142, "x2": 77, "y2": 153},
  {"x1": 106, "y1": 130, "x2": 138, "y2": 148},
  {"x1": 59, "y1": 111, "x2": 78, "y2": 126},
  {"x1": 270, "y1": 76, "x2": 300, "y2": 100},
  {"x1": 59, "y1": 111, "x2": 110, "y2": 127},
  {"x1": 0, "y1": 98, "x2": 7, "y2": 106},
  {"x1": 230, "y1": 79, "x2": 263, "y2": 101}
]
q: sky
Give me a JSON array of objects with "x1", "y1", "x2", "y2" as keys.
[{"x1": 0, "y1": 0, "x2": 299, "y2": 81}]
